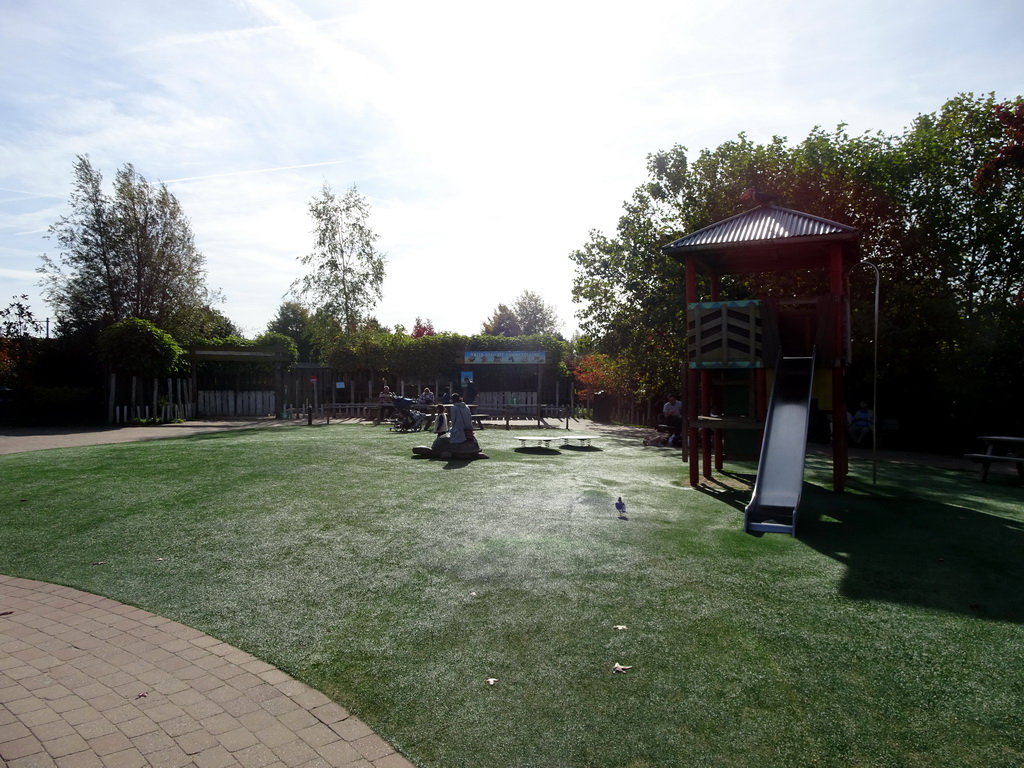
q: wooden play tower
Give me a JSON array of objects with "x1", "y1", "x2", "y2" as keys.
[{"x1": 662, "y1": 203, "x2": 862, "y2": 495}]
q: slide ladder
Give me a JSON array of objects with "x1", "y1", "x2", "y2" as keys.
[{"x1": 743, "y1": 354, "x2": 816, "y2": 536}]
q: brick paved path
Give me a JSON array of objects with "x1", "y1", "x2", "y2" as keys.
[{"x1": 0, "y1": 575, "x2": 412, "y2": 768}]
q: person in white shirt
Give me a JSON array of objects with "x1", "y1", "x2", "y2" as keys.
[
  {"x1": 662, "y1": 393, "x2": 683, "y2": 437},
  {"x1": 448, "y1": 394, "x2": 475, "y2": 447}
]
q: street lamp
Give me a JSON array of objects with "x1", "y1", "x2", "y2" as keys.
[{"x1": 849, "y1": 260, "x2": 880, "y2": 484}]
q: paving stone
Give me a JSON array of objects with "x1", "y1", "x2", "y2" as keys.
[
  {"x1": 56, "y1": 749, "x2": 106, "y2": 768},
  {"x1": 98, "y1": 746, "x2": 147, "y2": 768},
  {"x1": 8, "y1": 751, "x2": 62, "y2": 768},
  {"x1": 143, "y1": 745, "x2": 193, "y2": 768},
  {"x1": 42, "y1": 732, "x2": 91, "y2": 758},
  {"x1": 87, "y1": 729, "x2": 135, "y2": 757},
  {"x1": 350, "y1": 733, "x2": 394, "y2": 762}
]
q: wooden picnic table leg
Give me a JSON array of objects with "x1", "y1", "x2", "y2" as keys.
[{"x1": 979, "y1": 442, "x2": 996, "y2": 481}]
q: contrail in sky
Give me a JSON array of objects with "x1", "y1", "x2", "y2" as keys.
[
  {"x1": 164, "y1": 159, "x2": 347, "y2": 184},
  {"x1": 0, "y1": 160, "x2": 350, "y2": 202}
]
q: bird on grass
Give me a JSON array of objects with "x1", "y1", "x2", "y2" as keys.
[
  {"x1": 741, "y1": 187, "x2": 781, "y2": 207},
  {"x1": 615, "y1": 497, "x2": 627, "y2": 519}
]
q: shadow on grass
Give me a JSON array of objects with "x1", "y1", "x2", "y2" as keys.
[
  {"x1": 694, "y1": 470, "x2": 755, "y2": 514},
  {"x1": 696, "y1": 459, "x2": 1024, "y2": 622},
  {"x1": 513, "y1": 447, "x2": 562, "y2": 456},
  {"x1": 560, "y1": 444, "x2": 603, "y2": 453},
  {"x1": 409, "y1": 454, "x2": 483, "y2": 469},
  {"x1": 799, "y1": 479, "x2": 1024, "y2": 622}
]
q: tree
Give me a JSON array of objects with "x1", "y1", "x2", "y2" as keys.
[
  {"x1": 973, "y1": 98, "x2": 1024, "y2": 192},
  {"x1": 571, "y1": 174, "x2": 688, "y2": 406},
  {"x1": 481, "y1": 304, "x2": 521, "y2": 336},
  {"x1": 411, "y1": 317, "x2": 436, "y2": 338},
  {"x1": 0, "y1": 295, "x2": 44, "y2": 389},
  {"x1": 571, "y1": 92, "x2": 1024, "y2": 442},
  {"x1": 252, "y1": 332, "x2": 299, "y2": 368},
  {"x1": 39, "y1": 155, "x2": 220, "y2": 342},
  {"x1": 291, "y1": 183, "x2": 386, "y2": 332},
  {"x1": 267, "y1": 301, "x2": 317, "y2": 362},
  {"x1": 896, "y1": 93, "x2": 1024, "y2": 321},
  {"x1": 512, "y1": 291, "x2": 562, "y2": 336},
  {"x1": 481, "y1": 292, "x2": 562, "y2": 337},
  {"x1": 96, "y1": 318, "x2": 182, "y2": 377}
]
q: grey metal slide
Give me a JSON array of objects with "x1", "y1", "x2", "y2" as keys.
[{"x1": 743, "y1": 354, "x2": 816, "y2": 536}]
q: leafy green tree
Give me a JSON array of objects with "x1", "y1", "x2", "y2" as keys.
[
  {"x1": 481, "y1": 292, "x2": 562, "y2": 337},
  {"x1": 481, "y1": 304, "x2": 522, "y2": 336},
  {"x1": 291, "y1": 183, "x2": 386, "y2": 332},
  {"x1": 895, "y1": 93, "x2": 1024, "y2": 320},
  {"x1": 96, "y1": 318, "x2": 182, "y2": 377},
  {"x1": 39, "y1": 155, "x2": 221, "y2": 342},
  {"x1": 512, "y1": 291, "x2": 562, "y2": 336},
  {"x1": 267, "y1": 301, "x2": 316, "y2": 362},
  {"x1": 252, "y1": 331, "x2": 299, "y2": 368},
  {"x1": 571, "y1": 93, "x2": 1024, "y2": 441},
  {"x1": 571, "y1": 171, "x2": 688, "y2": 407},
  {"x1": 181, "y1": 306, "x2": 240, "y2": 343}
]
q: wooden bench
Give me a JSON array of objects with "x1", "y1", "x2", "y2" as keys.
[{"x1": 964, "y1": 453, "x2": 1024, "y2": 482}]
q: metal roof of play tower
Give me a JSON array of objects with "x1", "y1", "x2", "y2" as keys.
[{"x1": 662, "y1": 204, "x2": 860, "y2": 275}]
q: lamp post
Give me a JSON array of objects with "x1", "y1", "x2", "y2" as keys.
[{"x1": 850, "y1": 260, "x2": 880, "y2": 484}]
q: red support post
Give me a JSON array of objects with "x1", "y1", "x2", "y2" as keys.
[{"x1": 686, "y1": 256, "x2": 701, "y2": 486}]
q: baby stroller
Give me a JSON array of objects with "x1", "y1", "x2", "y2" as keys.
[{"x1": 389, "y1": 396, "x2": 428, "y2": 432}]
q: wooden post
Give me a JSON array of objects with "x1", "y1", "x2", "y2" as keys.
[
  {"x1": 536, "y1": 364, "x2": 543, "y2": 427},
  {"x1": 107, "y1": 372, "x2": 116, "y2": 424},
  {"x1": 191, "y1": 361, "x2": 198, "y2": 417}
]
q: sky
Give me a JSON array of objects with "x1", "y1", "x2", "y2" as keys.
[{"x1": 2, "y1": 0, "x2": 1023, "y2": 339}]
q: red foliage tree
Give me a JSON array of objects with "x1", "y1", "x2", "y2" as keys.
[
  {"x1": 973, "y1": 99, "x2": 1024, "y2": 192},
  {"x1": 411, "y1": 317, "x2": 436, "y2": 338}
]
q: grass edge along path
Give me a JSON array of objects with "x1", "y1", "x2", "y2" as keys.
[{"x1": 2, "y1": 423, "x2": 1023, "y2": 767}]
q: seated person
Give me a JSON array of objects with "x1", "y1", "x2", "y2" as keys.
[
  {"x1": 660, "y1": 393, "x2": 684, "y2": 436},
  {"x1": 428, "y1": 394, "x2": 485, "y2": 458},
  {"x1": 848, "y1": 402, "x2": 874, "y2": 447},
  {"x1": 419, "y1": 387, "x2": 435, "y2": 404}
]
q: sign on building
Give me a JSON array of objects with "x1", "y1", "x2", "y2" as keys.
[{"x1": 463, "y1": 351, "x2": 546, "y2": 365}]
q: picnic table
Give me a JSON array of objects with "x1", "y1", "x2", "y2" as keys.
[{"x1": 965, "y1": 436, "x2": 1024, "y2": 482}]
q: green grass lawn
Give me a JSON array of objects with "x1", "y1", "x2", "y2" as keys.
[{"x1": 2, "y1": 423, "x2": 1024, "y2": 767}]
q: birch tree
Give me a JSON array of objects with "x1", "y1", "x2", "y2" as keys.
[{"x1": 291, "y1": 183, "x2": 386, "y2": 333}]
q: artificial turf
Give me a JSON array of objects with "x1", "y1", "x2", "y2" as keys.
[{"x1": 2, "y1": 423, "x2": 1023, "y2": 767}]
